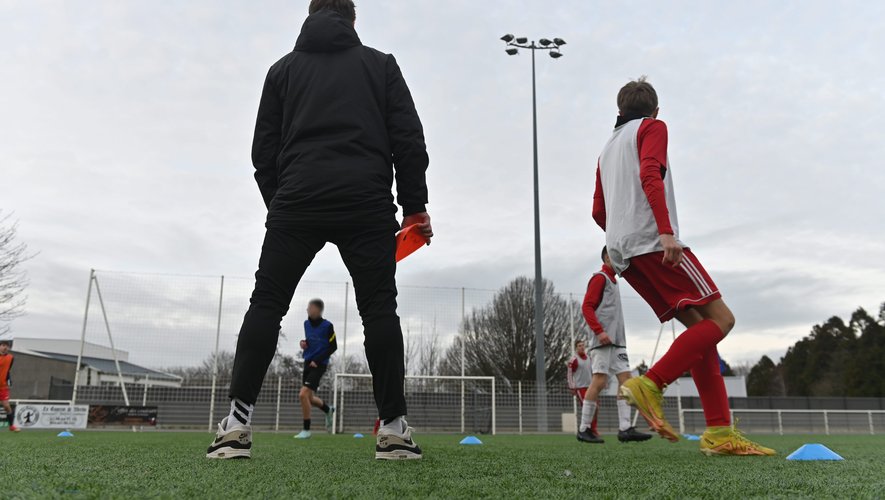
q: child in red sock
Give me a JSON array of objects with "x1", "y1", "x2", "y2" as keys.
[{"x1": 592, "y1": 77, "x2": 774, "y2": 455}]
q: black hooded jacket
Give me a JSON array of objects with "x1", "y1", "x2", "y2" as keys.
[{"x1": 252, "y1": 10, "x2": 429, "y2": 227}]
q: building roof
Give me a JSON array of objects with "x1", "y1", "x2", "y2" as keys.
[{"x1": 32, "y1": 351, "x2": 181, "y2": 382}]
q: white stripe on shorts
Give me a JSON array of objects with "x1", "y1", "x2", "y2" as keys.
[
  {"x1": 682, "y1": 258, "x2": 713, "y2": 295},
  {"x1": 680, "y1": 260, "x2": 711, "y2": 295}
]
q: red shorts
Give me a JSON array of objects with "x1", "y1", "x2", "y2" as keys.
[
  {"x1": 574, "y1": 387, "x2": 588, "y2": 401},
  {"x1": 0, "y1": 387, "x2": 8, "y2": 402},
  {"x1": 622, "y1": 249, "x2": 721, "y2": 322}
]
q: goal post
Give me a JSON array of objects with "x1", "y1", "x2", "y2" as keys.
[{"x1": 332, "y1": 373, "x2": 496, "y2": 435}]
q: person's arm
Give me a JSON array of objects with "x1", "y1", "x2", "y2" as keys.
[
  {"x1": 592, "y1": 161, "x2": 606, "y2": 230},
  {"x1": 251, "y1": 67, "x2": 283, "y2": 209},
  {"x1": 320, "y1": 324, "x2": 338, "y2": 362},
  {"x1": 385, "y1": 55, "x2": 429, "y2": 217},
  {"x1": 637, "y1": 119, "x2": 683, "y2": 266},
  {"x1": 637, "y1": 120, "x2": 672, "y2": 235},
  {"x1": 581, "y1": 275, "x2": 607, "y2": 335},
  {"x1": 568, "y1": 356, "x2": 579, "y2": 372}
]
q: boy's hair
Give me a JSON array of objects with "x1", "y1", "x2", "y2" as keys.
[
  {"x1": 617, "y1": 76, "x2": 658, "y2": 116},
  {"x1": 574, "y1": 339, "x2": 585, "y2": 348},
  {"x1": 0, "y1": 340, "x2": 10, "y2": 347},
  {"x1": 601, "y1": 246, "x2": 608, "y2": 261},
  {"x1": 309, "y1": 0, "x2": 356, "y2": 22},
  {"x1": 308, "y1": 298, "x2": 325, "y2": 311}
]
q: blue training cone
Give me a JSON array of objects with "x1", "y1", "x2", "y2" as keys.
[
  {"x1": 460, "y1": 436, "x2": 483, "y2": 445},
  {"x1": 57, "y1": 430, "x2": 74, "y2": 437},
  {"x1": 786, "y1": 443, "x2": 843, "y2": 461},
  {"x1": 682, "y1": 434, "x2": 701, "y2": 441},
  {"x1": 353, "y1": 433, "x2": 364, "y2": 438}
]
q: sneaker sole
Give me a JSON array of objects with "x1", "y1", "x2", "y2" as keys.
[
  {"x1": 700, "y1": 446, "x2": 775, "y2": 457},
  {"x1": 618, "y1": 436, "x2": 653, "y2": 443},
  {"x1": 619, "y1": 384, "x2": 679, "y2": 443},
  {"x1": 375, "y1": 450, "x2": 423, "y2": 460},
  {"x1": 206, "y1": 447, "x2": 251, "y2": 459}
]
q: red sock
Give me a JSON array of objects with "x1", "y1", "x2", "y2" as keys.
[
  {"x1": 591, "y1": 404, "x2": 599, "y2": 434},
  {"x1": 692, "y1": 348, "x2": 731, "y2": 427},
  {"x1": 647, "y1": 319, "x2": 724, "y2": 388}
]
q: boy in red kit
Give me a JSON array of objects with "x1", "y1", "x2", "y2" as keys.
[{"x1": 593, "y1": 77, "x2": 774, "y2": 456}]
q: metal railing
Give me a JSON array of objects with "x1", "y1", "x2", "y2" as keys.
[{"x1": 680, "y1": 408, "x2": 885, "y2": 435}]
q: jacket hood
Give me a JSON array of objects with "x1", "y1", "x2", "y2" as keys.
[{"x1": 294, "y1": 10, "x2": 361, "y2": 52}]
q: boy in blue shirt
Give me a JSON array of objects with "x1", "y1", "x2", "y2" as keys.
[{"x1": 294, "y1": 298, "x2": 337, "y2": 439}]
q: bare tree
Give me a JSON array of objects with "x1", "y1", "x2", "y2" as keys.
[
  {"x1": 439, "y1": 276, "x2": 588, "y2": 387},
  {"x1": 0, "y1": 211, "x2": 31, "y2": 337}
]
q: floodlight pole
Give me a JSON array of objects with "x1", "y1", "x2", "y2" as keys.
[
  {"x1": 529, "y1": 44, "x2": 548, "y2": 432},
  {"x1": 501, "y1": 35, "x2": 565, "y2": 432}
]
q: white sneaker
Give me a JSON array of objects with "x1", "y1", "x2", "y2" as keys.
[
  {"x1": 206, "y1": 417, "x2": 251, "y2": 459},
  {"x1": 375, "y1": 418, "x2": 422, "y2": 460},
  {"x1": 294, "y1": 430, "x2": 312, "y2": 439}
]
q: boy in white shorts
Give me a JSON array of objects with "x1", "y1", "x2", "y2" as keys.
[{"x1": 577, "y1": 247, "x2": 651, "y2": 444}]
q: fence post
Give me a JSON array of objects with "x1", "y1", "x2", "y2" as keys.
[
  {"x1": 568, "y1": 294, "x2": 577, "y2": 422},
  {"x1": 339, "y1": 283, "x2": 349, "y2": 433},
  {"x1": 72, "y1": 269, "x2": 95, "y2": 404},
  {"x1": 491, "y1": 377, "x2": 496, "y2": 436},
  {"x1": 460, "y1": 287, "x2": 466, "y2": 434},
  {"x1": 869, "y1": 411, "x2": 874, "y2": 435},
  {"x1": 518, "y1": 380, "x2": 523, "y2": 435},
  {"x1": 824, "y1": 410, "x2": 829, "y2": 435},
  {"x1": 142, "y1": 375, "x2": 149, "y2": 406},
  {"x1": 275, "y1": 375, "x2": 282, "y2": 432},
  {"x1": 208, "y1": 275, "x2": 224, "y2": 432},
  {"x1": 332, "y1": 373, "x2": 339, "y2": 435},
  {"x1": 777, "y1": 410, "x2": 783, "y2": 436}
]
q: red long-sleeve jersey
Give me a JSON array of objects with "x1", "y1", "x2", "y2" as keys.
[
  {"x1": 592, "y1": 119, "x2": 672, "y2": 235},
  {"x1": 581, "y1": 264, "x2": 618, "y2": 335}
]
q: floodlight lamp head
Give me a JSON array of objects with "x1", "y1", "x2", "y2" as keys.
[
  {"x1": 550, "y1": 51, "x2": 563, "y2": 59},
  {"x1": 501, "y1": 34, "x2": 515, "y2": 43},
  {"x1": 553, "y1": 38, "x2": 566, "y2": 46},
  {"x1": 539, "y1": 38, "x2": 552, "y2": 46},
  {"x1": 515, "y1": 37, "x2": 528, "y2": 44},
  {"x1": 505, "y1": 47, "x2": 519, "y2": 56}
]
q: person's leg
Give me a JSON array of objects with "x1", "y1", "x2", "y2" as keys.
[
  {"x1": 670, "y1": 306, "x2": 732, "y2": 429},
  {"x1": 615, "y1": 371, "x2": 633, "y2": 431},
  {"x1": 227, "y1": 227, "x2": 325, "y2": 425},
  {"x1": 581, "y1": 373, "x2": 607, "y2": 433},
  {"x1": 2, "y1": 400, "x2": 13, "y2": 428},
  {"x1": 645, "y1": 300, "x2": 732, "y2": 389},
  {"x1": 299, "y1": 386, "x2": 314, "y2": 430},
  {"x1": 332, "y1": 225, "x2": 406, "y2": 423}
]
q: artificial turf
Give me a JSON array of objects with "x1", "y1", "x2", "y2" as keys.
[{"x1": 1, "y1": 431, "x2": 883, "y2": 499}]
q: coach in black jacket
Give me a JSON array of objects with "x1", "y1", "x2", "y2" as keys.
[{"x1": 216, "y1": 1, "x2": 432, "y2": 459}]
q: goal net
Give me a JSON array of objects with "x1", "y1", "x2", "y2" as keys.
[{"x1": 332, "y1": 374, "x2": 496, "y2": 435}]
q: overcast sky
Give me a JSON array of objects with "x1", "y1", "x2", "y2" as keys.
[{"x1": 1, "y1": 0, "x2": 883, "y2": 369}]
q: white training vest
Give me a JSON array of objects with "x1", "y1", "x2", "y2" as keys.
[
  {"x1": 587, "y1": 272, "x2": 626, "y2": 350},
  {"x1": 598, "y1": 118, "x2": 684, "y2": 274},
  {"x1": 568, "y1": 354, "x2": 593, "y2": 389}
]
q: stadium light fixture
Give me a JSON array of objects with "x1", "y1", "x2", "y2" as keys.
[
  {"x1": 505, "y1": 47, "x2": 519, "y2": 55},
  {"x1": 501, "y1": 34, "x2": 515, "y2": 43},
  {"x1": 515, "y1": 36, "x2": 528, "y2": 44},
  {"x1": 539, "y1": 38, "x2": 552, "y2": 46},
  {"x1": 553, "y1": 38, "x2": 566, "y2": 46},
  {"x1": 549, "y1": 51, "x2": 563, "y2": 59}
]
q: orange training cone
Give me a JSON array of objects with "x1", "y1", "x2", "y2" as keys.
[{"x1": 395, "y1": 224, "x2": 428, "y2": 262}]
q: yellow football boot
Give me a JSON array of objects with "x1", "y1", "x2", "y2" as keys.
[
  {"x1": 619, "y1": 376, "x2": 679, "y2": 442},
  {"x1": 700, "y1": 424, "x2": 776, "y2": 456}
]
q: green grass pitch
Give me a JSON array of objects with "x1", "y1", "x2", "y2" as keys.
[{"x1": 1, "y1": 431, "x2": 883, "y2": 498}]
